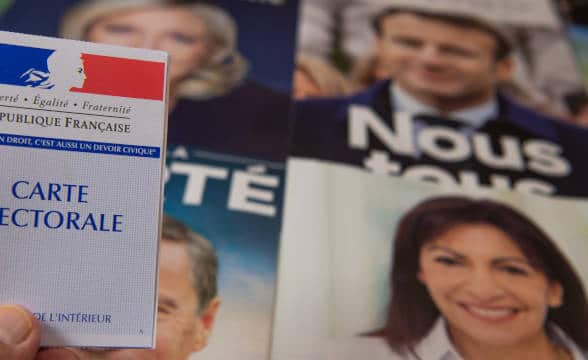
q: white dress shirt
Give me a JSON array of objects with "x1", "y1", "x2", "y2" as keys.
[
  {"x1": 328, "y1": 318, "x2": 587, "y2": 360},
  {"x1": 392, "y1": 83, "x2": 499, "y2": 129}
]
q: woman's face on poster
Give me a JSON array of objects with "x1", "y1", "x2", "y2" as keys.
[
  {"x1": 86, "y1": 6, "x2": 213, "y2": 84},
  {"x1": 417, "y1": 223, "x2": 563, "y2": 347}
]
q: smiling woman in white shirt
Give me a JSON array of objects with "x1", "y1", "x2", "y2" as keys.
[{"x1": 333, "y1": 196, "x2": 588, "y2": 360}]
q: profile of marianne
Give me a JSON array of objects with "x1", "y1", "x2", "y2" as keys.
[{"x1": 18, "y1": 49, "x2": 86, "y2": 91}]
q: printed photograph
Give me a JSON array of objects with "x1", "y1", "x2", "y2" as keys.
[
  {"x1": 294, "y1": 0, "x2": 584, "y2": 125},
  {"x1": 273, "y1": 161, "x2": 588, "y2": 359}
]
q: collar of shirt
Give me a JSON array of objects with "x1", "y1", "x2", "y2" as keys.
[
  {"x1": 413, "y1": 318, "x2": 587, "y2": 360},
  {"x1": 391, "y1": 83, "x2": 499, "y2": 129},
  {"x1": 551, "y1": 325, "x2": 587, "y2": 360},
  {"x1": 413, "y1": 318, "x2": 462, "y2": 360}
]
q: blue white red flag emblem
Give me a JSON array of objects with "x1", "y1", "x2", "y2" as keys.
[{"x1": 0, "y1": 43, "x2": 165, "y2": 100}]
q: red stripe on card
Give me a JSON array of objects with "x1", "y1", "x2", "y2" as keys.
[{"x1": 71, "y1": 53, "x2": 165, "y2": 101}]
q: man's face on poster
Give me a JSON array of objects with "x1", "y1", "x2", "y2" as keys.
[
  {"x1": 37, "y1": 239, "x2": 220, "y2": 360},
  {"x1": 376, "y1": 12, "x2": 513, "y2": 109}
]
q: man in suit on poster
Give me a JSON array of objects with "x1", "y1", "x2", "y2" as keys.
[
  {"x1": 1, "y1": 215, "x2": 220, "y2": 360},
  {"x1": 292, "y1": 6, "x2": 588, "y2": 197}
]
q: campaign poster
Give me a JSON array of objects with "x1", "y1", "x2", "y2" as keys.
[
  {"x1": 273, "y1": 160, "x2": 588, "y2": 359},
  {"x1": 1, "y1": 0, "x2": 298, "y2": 359},
  {"x1": 165, "y1": 146, "x2": 285, "y2": 359},
  {"x1": 291, "y1": 0, "x2": 588, "y2": 198}
]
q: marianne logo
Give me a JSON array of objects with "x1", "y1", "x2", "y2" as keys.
[
  {"x1": 18, "y1": 48, "x2": 86, "y2": 91},
  {"x1": 0, "y1": 43, "x2": 165, "y2": 101}
]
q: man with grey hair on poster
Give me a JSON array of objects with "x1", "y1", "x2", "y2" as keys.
[{"x1": 1, "y1": 215, "x2": 220, "y2": 360}]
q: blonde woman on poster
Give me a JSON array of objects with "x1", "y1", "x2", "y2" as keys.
[
  {"x1": 60, "y1": 0, "x2": 291, "y2": 160},
  {"x1": 60, "y1": 0, "x2": 248, "y2": 106}
]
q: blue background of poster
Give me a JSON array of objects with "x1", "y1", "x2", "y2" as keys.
[
  {"x1": 164, "y1": 145, "x2": 286, "y2": 359},
  {"x1": 164, "y1": 146, "x2": 285, "y2": 277}
]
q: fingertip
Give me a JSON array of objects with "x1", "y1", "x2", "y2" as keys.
[
  {"x1": 0, "y1": 305, "x2": 35, "y2": 345},
  {"x1": 0, "y1": 305, "x2": 40, "y2": 360}
]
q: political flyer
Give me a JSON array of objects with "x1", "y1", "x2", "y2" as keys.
[
  {"x1": 0, "y1": 30, "x2": 168, "y2": 347},
  {"x1": 273, "y1": 161, "x2": 588, "y2": 359},
  {"x1": 2, "y1": 1, "x2": 298, "y2": 358},
  {"x1": 291, "y1": 0, "x2": 588, "y2": 197},
  {"x1": 165, "y1": 146, "x2": 285, "y2": 360}
]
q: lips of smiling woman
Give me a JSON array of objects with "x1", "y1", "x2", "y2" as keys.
[{"x1": 457, "y1": 302, "x2": 521, "y2": 322}]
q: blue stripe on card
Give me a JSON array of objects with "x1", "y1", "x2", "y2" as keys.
[{"x1": 0, "y1": 133, "x2": 160, "y2": 158}]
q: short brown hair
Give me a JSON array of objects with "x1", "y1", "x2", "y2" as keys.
[{"x1": 372, "y1": 8, "x2": 512, "y2": 60}]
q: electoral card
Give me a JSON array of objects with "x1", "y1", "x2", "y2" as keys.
[{"x1": 0, "y1": 30, "x2": 168, "y2": 348}]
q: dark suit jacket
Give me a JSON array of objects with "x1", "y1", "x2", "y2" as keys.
[
  {"x1": 291, "y1": 80, "x2": 588, "y2": 197},
  {"x1": 168, "y1": 80, "x2": 292, "y2": 162}
]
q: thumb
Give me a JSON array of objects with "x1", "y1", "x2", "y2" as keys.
[{"x1": 0, "y1": 305, "x2": 40, "y2": 360}]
